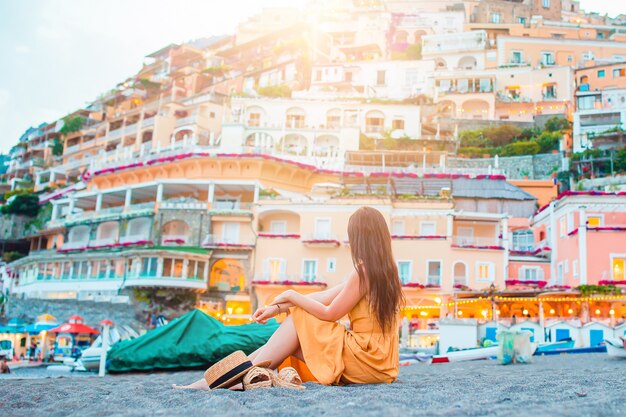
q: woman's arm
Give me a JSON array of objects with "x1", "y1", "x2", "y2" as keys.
[
  {"x1": 251, "y1": 282, "x2": 346, "y2": 323},
  {"x1": 271, "y1": 271, "x2": 362, "y2": 322}
]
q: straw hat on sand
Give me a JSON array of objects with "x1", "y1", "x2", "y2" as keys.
[{"x1": 203, "y1": 351, "x2": 271, "y2": 390}]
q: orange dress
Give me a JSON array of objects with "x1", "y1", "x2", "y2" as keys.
[{"x1": 290, "y1": 296, "x2": 399, "y2": 385}]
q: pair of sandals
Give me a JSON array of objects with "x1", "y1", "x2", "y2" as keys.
[{"x1": 243, "y1": 366, "x2": 305, "y2": 390}]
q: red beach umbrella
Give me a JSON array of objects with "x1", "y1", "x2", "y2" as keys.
[{"x1": 49, "y1": 315, "x2": 100, "y2": 335}]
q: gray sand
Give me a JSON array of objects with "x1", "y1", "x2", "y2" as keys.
[{"x1": 2, "y1": 354, "x2": 625, "y2": 417}]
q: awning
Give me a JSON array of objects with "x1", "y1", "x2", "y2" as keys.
[{"x1": 22, "y1": 323, "x2": 59, "y2": 334}]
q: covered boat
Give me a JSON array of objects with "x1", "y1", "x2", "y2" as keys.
[{"x1": 106, "y1": 309, "x2": 279, "y2": 372}]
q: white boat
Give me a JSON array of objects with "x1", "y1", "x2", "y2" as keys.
[
  {"x1": 432, "y1": 345, "x2": 500, "y2": 363},
  {"x1": 605, "y1": 338, "x2": 626, "y2": 358},
  {"x1": 78, "y1": 327, "x2": 122, "y2": 371}
]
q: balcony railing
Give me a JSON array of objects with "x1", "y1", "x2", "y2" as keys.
[
  {"x1": 451, "y1": 236, "x2": 502, "y2": 249},
  {"x1": 60, "y1": 240, "x2": 89, "y2": 251},
  {"x1": 202, "y1": 234, "x2": 254, "y2": 248},
  {"x1": 119, "y1": 233, "x2": 152, "y2": 245},
  {"x1": 108, "y1": 127, "x2": 124, "y2": 139},
  {"x1": 211, "y1": 201, "x2": 254, "y2": 211},
  {"x1": 88, "y1": 237, "x2": 117, "y2": 248},
  {"x1": 427, "y1": 275, "x2": 442, "y2": 286},
  {"x1": 161, "y1": 234, "x2": 190, "y2": 245},
  {"x1": 160, "y1": 201, "x2": 207, "y2": 210}
]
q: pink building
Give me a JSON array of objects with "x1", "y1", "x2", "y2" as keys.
[{"x1": 533, "y1": 191, "x2": 626, "y2": 287}]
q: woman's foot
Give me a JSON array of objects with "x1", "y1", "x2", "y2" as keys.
[{"x1": 172, "y1": 378, "x2": 210, "y2": 390}]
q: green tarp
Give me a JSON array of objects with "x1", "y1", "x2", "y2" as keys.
[{"x1": 107, "y1": 309, "x2": 279, "y2": 372}]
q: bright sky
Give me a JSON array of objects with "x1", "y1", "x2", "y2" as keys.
[{"x1": 0, "y1": 0, "x2": 622, "y2": 153}]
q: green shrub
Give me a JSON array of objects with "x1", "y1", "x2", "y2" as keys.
[
  {"x1": 1, "y1": 194, "x2": 40, "y2": 217},
  {"x1": 544, "y1": 116, "x2": 570, "y2": 132},
  {"x1": 535, "y1": 131, "x2": 561, "y2": 153},
  {"x1": 499, "y1": 141, "x2": 540, "y2": 156},
  {"x1": 257, "y1": 85, "x2": 292, "y2": 98},
  {"x1": 59, "y1": 116, "x2": 85, "y2": 136}
]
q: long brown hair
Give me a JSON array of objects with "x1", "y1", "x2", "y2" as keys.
[{"x1": 348, "y1": 206, "x2": 404, "y2": 333}]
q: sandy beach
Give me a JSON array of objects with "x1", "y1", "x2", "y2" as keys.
[{"x1": 1, "y1": 354, "x2": 625, "y2": 417}]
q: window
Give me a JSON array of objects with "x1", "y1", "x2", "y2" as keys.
[
  {"x1": 248, "y1": 113, "x2": 261, "y2": 127},
  {"x1": 491, "y1": 13, "x2": 501, "y2": 24},
  {"x1": 427, "y1": 261, "x2": 442, "y2": 286},
  {"x1": 559, "y1": 217, "x2": 566, "y2": 238},
  {"x1": 587, "y1": 215, "x2": 603, "y2": 227},
  {"x1": 303, "y1": 260, "x2": 318, "y2": 282},
  {"x1": 543, "y1": 83, "x2": 557, "y2": 99},
  {"x1": 141, "y1": 257, "x2": 158, "y2": 277},
  {"x1": 567, "y1": 55, "x2": 573, "y2": 63},
  {"x1": 597, "y1": 70, "x2": 605, "y2": 78},
  {"x1": 405, "y1": 69, "x2": 419, "y2": 88},
  {"x1": 315, "y1": 70, "x2": 322, "y2": 81},
  {"x1": 265, "y1": 258, "x2": 286, "y2": 281},
  {"x1": 520, "y1": 267, "x2": 543, "y2": 281},
  {"x1": 314, "y1": 218, "x2": 331, "y2": 239},
  {"x1": 564, "y1": 259, "x2": 569, "y2": 274},
  {"x1": 391, "y1": 220, "x2": 405, "y2": 236},
  {"x1": 397, "y1": 261, "x2": 412, "y2": 284},
  {"x1": 543, "y1": 0, "x2": 550, "y2": 8},
  {"x1": 222, "y1": 222, "x2": 240, "y2": 244},
  {"x1": 557, "y1": 263, "x2": 563, "y2": 284},
  {"x1": 209, "y1": 112, "x2": 215, "y2": 119},
  {"x1": 392, "y1": 119, "x2": 405, "y2": 130},
  {"x1": 613, "y1": 258, "x2": 625, "y2": 281},
  {"x1": 613, "y1": 68, "x2": 625, "y2": 78},
  {"x1": 479, "y1": 78, "x2": 492, "y2": 92},
  {"x1": 344, "y1": 72, "x2": 353, "y2": 82},
  {"x1": 512, "y1": 230, "x2": 534, "y2": 252},
  {"x1": 172, "y1": 259, "x2": 184, "y2": 278},
  {"x1": 518, "y1": 17, "x2": 526, "y2": 25},
  {"x1": 567, "y1": 212, "x2": 574, "y2": 234},
  {"x1": 376, "y1": 70, "x2": 386, "y2": 86},
  {"x1": 420, "y1": 222, "x2": 437, "y2": 236},
  {"x1": 326, "y1": 258, "x2": 336, "y2": 273},
  {"x1": 270, "y1": 221, "x2": 287, "y2": 234},
  {"x1": 511, "y1": 51, "x2": 523, "y2": 64},
  {"x1": 541, "y1": 52, "x2": 555, "y2": 66},
  {"x1": 476, "y1": 262, "x2": 494, "y2": 281},
  {"x1": 573, "y1": 260, "x2": 579, "y2": 277}
]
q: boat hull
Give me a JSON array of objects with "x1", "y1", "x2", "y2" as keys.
[
  {"x1": 432, "y1": 346, "x2": 499, "y2": 363},
  {"x1": 605, "y1": 339, "x2": 626, "y2": 358}
]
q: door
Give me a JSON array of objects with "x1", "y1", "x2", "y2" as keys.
[
  {"x1": 589, "y1": 329, "x2": 603, "y2": 347},
  {"x1": 521, "y1": 327, "x2": 535, "y2": 343},
  {"x1": 555, "y1": 329, "x2": 570, "y2": 341},
  {"x1": 485, "y1": 327, "x2": 497, "y2": 342}
]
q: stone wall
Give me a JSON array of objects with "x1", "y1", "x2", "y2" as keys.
[
  {"x1": 449, "y1": 152, "x2": 564, "y2": 179},
  {"x1": 5, "y1": 297, "x2": 146, "y2": 331}
]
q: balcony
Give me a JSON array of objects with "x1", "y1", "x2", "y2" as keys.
[
  {"x1": 301, "y1": 234, "x2": 341, "y2": 247},
  {"x1": 209, "y1": 202, "x2": 254, "y2": 216},
  {"x1": 88, "y1": 237, "x2": 117, "y2": 249},
  {"x1": 119, "y1": 233, "x2": 153, "y2": 246},
  {"x1": 252, "y1": 274, "x2": 327, "y2": 287},
  {"x1": 451, "y1": 236, "x2": 503, "y2": 250},
  {"x1": 161, "y1": 234, "x2": 190, "y2": 245},
  {"x1": 160, "y1": 200, "x2": 207, "y2": 210},
  {"x1": 59, "y1": 240, "x2": 89, "y2": 252},
  {"x1": 202, "y1": 234, "x2": 254, "y2": 250},
  {"x1": 108, "y1": 127, "x2": 124, "y2": 140}
]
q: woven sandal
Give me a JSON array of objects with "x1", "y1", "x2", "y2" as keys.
[
  {"x1": 278, "y1": 367, "x2": 303, "y2": 386},
  {"x1": 271, "y1": 367, "x2": 305, "y2": 390},
  {"x1": 242, "y1": 367, "x2": 272, "y2": 390}
]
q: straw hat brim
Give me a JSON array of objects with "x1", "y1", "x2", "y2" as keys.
[{"x1": 209, "y1": 360, "x2": 272, "y2": 390}]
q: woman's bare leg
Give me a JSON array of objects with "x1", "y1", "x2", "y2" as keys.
[
  {"x1": 250, "y1": 316, "x2": 300, "y2": 369},
  {"x1": 174, "y1": 316, "x2": 301, "y2": 390}
]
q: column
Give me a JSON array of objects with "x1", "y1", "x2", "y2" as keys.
[
  {"x1": 51, "y1": 204, "x2": 59, "y2": 221},
  {"x1": 538, "y1": 301, "x2": 545, "y2": 329},
  {"x1": 502, "y1": 216, "x2": 509, "y2": 287},
  {"x1": 578, "y1": 206, "x2": 587, "y2": 285},
  {"x1": 124, "y1": 188, "x2": 132, "y2": 208},
  {"x1": 208, "y1": 182, "x2": 215, "y2": 205},
  {"x1": 182, "y1": 259, "x2": 189, "y2": 280},
  {"x1": 68, "y1": 197, "x2": 76, "y2": 215},
  {"x1": 50, "y1": 171, "x2": 56, "y2": 183},
  {"x1": 446, "y1": 214, "x2": 454, "y2": 239},
  {"x1": 156, "y1": 183, "x2": 164, "y2": 203},
  {"x1": 549, "y1": 202, "x2": 557, "y2": 284},
  {"x1": 95, "y1": 193, "x2": 103, "y2": 211},
  {"x1": 156, "y1": 257, "x2": 164, "y2": 278},
  {"x1": 253, "y1": 183, "x2": 260, "y2": 203}
]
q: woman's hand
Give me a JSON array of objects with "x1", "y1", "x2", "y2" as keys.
[
  {"x1": 252, "y1": 305, "x2": 280, "y2": 324},
  {"x1": 271, "y1": 289, "x2": 295, "y2": 306}
]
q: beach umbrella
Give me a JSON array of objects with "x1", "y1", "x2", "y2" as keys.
[
  {"x1": 37, "y1": 314, "x2": 57, "y2": 323},
  {"x1": 48, "y1": 315, "x2": 99, "y2": 335}
]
